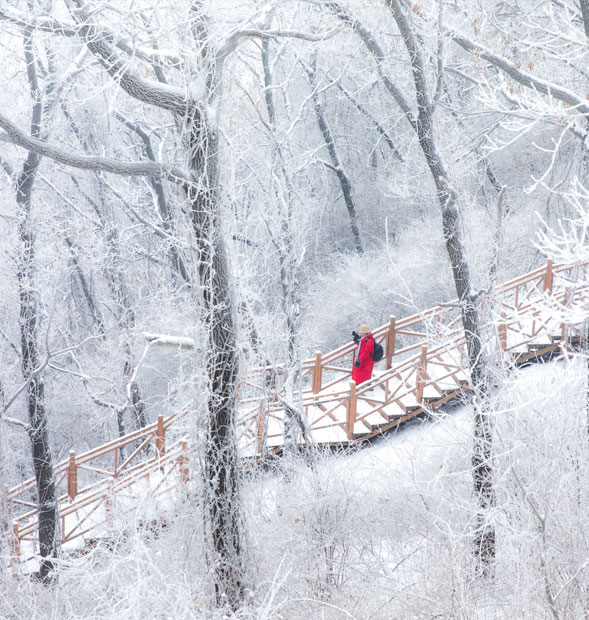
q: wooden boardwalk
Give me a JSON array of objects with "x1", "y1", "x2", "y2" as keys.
[
  {"x1": 3, "y1": 259, "x2": 589, "y2": 569},
  {"x1": 237, "y1": 259, "x2": 589, "y2": 454}
]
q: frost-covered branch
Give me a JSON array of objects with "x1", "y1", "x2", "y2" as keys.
[
  {"x1": 0, "y1": 6, "x2": 182, "y2": 68},
  {"x1": 451, "y1": 33, "x2": 589, "y2": 116},
  {"x1": 218, "y1": 27, "x2": 338, "y2": 61},
  {"x1": 64, "y1": 0, "x2": 193, "y2": 115},
  {"x1": 143, "y1": 332, "x2": 198, "y2": 349},
  {"x1": 0, "y1": 112, "x2": 189, "y2": 183},
  {"x1": 0, "y1": 415, "x2": 31, "y2": 432},
  {"x1": 2, "y1": 334, "x2": 105, "y2": 416},
  {"x1": 319, "y1": 0, "x2": 417, "y2": 131}
]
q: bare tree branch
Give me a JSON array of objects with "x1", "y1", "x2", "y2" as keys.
[
  {"x1": 218, "y1": 27, "x2": 339, "y2": 61},
  {"x1": 1, "y1": 416, "x2": 31, "y2": 432},
  {"x1": 451, "y1": 32, "x2": 589, "y2": 116},
  {"x1": 320, "y1": 0, "x2": 417, "y2": 131},
  {"x1": 2, "y1": 334, "x2": 107, "y2": 416},
  {"x1": 0, "y1": 112, "x2": 189, "y2": 183},
  {"x1": 64, "y1": 0, "x2": 193, "y2": 115},
  {"x1": 0, "y1": 6, "x2": 182, "y2": 68}
]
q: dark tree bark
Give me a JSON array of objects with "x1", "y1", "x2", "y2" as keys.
[
  {"x1": 14, "y1": 26, "x2": 58, "y2": 579},
  {"x1": 185, "y1": 114, "x2": 245, "y2": 607},
  {"x1": 384, "y1": 0, "x2": 495, "y2": 574},
  {"x1": 580, "y1": 0, "x2": 589, "y2": 39},
  {"x1": 183, "y1": 4, "x2": 245, "y2": 607}
]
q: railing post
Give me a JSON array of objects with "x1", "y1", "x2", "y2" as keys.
[
  {"x1": 105, "y1": 479, "x2": 114, "y2": 529},
  {"x1": 347, "y1": 381, "x2": 357, "y2": 441},
  {"x1": 416, "y1": 346, "x2": 428, "y2": 404},
  {"x1": 10, "y1": 522, "x2": 20, "y2": 568},
  {"x1": 67, "y1": 450, "x2": 77, "y2": 500},
  {"x1": 498, "y1": 316, "x2": 507, "y2": 351},
  {"x1": 179, "y1": 440, "x2": 189, "y2": 483},
  {"x1": 385, "y1": 315, "x2": 397, "y2": 370},
  {"x1": 560, "y1": 322, "x2": 567, "y2": 351},
  {"x1": 256, "y1": 402, "x2": 266, "y2": 457},
  {"x1": 312, "y1": 351, "x2": 322, "y2": 394},
  {"x1": 544, "y1": 259, "x2": 553, "y2": 294},
  {"x1": 155, "y1": 415, "x2": 165, "y2": 458},
  {"x1": 3, "y1": 485, "x2": 9, "y2": 535}
]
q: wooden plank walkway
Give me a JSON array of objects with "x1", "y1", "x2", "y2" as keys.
[{"x1": 3, "y1": 258, "x2": 589, "y2": 568}]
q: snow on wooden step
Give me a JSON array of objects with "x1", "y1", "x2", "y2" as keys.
[
  {"x1": 382, "y1": 401, "x2": 406, "y2": 418},
  {"x1": 354, "y1": 411, "x2": 389, "y2": 432},
  {"x1": 421, "y1": 384, "x2": 443, "y2": 399},
  {"x1": 310, "y1": 424, "x2": 349, "y2": 445}
]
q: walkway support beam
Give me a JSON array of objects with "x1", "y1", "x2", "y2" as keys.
[
  {"x1": 347, "y1": 381, "x2": 357, "y2": 440},
  {"x1": 544, "y1": 259, "x2": 553, "y2": 293},
  {"x1": 67, "y1": 451, "x2": 77, "y2": 500},
  {"x1": 386, "y1": 315, "x2": 396, "y2": 370},
  {"x1": 10, "y1": 522, "x2": 19, "y2": 568},
  {"x1": 312, "y1": 351, "x2": 323, "y2": 394},
  {"x1": 256, "y1": 403, "x2": 266, "y2": 457},
  {"x1": 417, "y1": 346, "x2": 428, "y2": 404},
  {"x1": 180, "y1": 440, "x2": 190, "y2": 483},
  {"x1": 155, "y1": 415, "x2": 165, "y2": 458},
  {"x1": 498, "y1": 316, "x2": 507, "y2": 351}
]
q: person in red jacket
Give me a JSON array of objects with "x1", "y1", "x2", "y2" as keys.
[{"x1": 352, "y1": 324, "x2": 374, "y2": 385}]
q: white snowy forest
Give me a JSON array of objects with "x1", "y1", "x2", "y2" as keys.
[{"x1": 0, "y1": 0, "x2": 588, "y2": 618}]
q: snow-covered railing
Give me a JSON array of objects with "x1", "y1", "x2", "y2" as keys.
[
  {"x1": 241, "y1": 260, "x2": 581, "y2": 403},
  {"x1": 243, "y1": 333, "x2": 470, "y2": 455},
  {"x1": 242, "y1": 259, "x2": 589, "y2": 455},
  {"x1": 4, "y1": 412, "x2": 190, "y2": 569}
]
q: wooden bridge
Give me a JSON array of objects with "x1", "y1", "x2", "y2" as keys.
[{"x1": 3, "y1": 259, "x2": 589, "y2": 570}]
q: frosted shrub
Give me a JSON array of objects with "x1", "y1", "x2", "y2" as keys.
[
  {"x1": 302, "y1": 228, "x2": 454, "y2": 356},
  {"x1": 492, "y1": 359, "x2": 589, "y2": 619}
]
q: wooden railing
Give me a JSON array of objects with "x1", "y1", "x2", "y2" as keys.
[
  {"x1": 239, "y1": 259, "x2": 589, "y2": 455},
  {"x1": 5, "y1": 258, "x2": 589, "y2": 569},
  {"x1": 4, "y1": 412, "x2": 190, "y2": 568}
]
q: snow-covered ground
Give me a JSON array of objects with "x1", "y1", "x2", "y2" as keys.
[{"x1": 2, "y1": 358, "x2": 587, "y2": 619}]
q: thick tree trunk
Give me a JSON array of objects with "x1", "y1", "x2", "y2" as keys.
[
  {"x1": 17, "y1": 188, "x2": 58, "y2": 579},
  {"x1": 14, "y1": 28, "x2": 57, "y2": 579},
  {"x1": 185, "y1": 113, "x2": 244, "y2": 609},
  {"x1": 385, "y1": 0, "x2": 496, "y2": 574}
]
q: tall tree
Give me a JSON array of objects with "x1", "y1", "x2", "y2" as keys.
[
  {"x1": 9, "y1": 23, "x2": 58, "y2": 579},
  {"x1": 317, "y1": 0, "x2": 495, "y2": 572},
  {"x1": 0, "y1": 0, "x2": 330, "y2": 606}
]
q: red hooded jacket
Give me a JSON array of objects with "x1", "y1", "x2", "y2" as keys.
[{"x1": 352, "y1": 333, "x2": 374, "y2": 385}]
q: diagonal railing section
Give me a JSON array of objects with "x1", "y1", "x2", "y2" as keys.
[
  {"x1": 4, "y1": 412, "x2": 190, "y2": 569},
  {"x1": 245, "y1": 259, "x2": 589, "y2": 455}
]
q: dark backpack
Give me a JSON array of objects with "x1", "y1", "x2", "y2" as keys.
[{"x1": 369, "y1": 337, "x2": 384, "y2": 362}]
